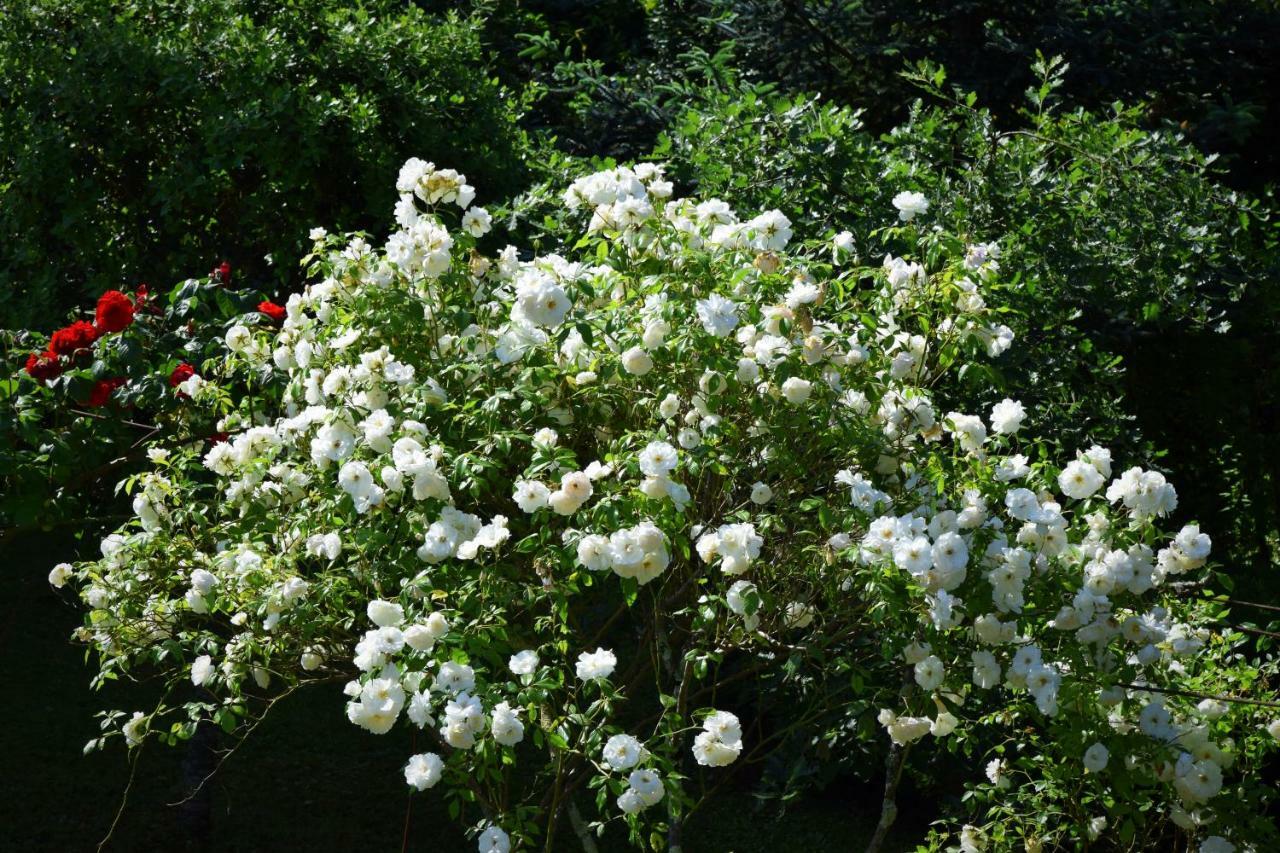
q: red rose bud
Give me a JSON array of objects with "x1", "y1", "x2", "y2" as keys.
[
  {"x1": 48, "y1": 320, "x2": 100, "y2": 356},
  {"x1": 169, "y1": 362, "x2": 196, "y2": 388},
  {"x1": 94, "y1": 290, "x2": 136, "y2": 334},
  {"x1": 87, "y1": 378, "x2": 126, "y2": 407},
  {"x1": 211, "y1": 261, "x2": 232, "y2": 285},
  {"x1": 209, "y1": 431, "x2": 230, "y2": 444},
  {"x1": 258, "y1": 300, "x2": 286, "y2": 323},
  {"x1": 24, "y1": 351, "x2": 63, "y2": 382}
]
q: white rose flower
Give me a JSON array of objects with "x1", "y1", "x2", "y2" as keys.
[
  {"x1": 989, "y1": 398, "x2": 1026, "y2": 435},
  {"x1": 367, "y1": 599, "x2": 405, "y2": 628},
  {"x1": 491, "y1": 701, "x2": 525, "y2": 746},
  {"x1": 695, "y1": 293, "x2": 739, "y2": 337},
  {"x1": 575, "y1": 647, "x2": 617, "y2": 681},
  {"x1": 513, "y1": 480, "x2": 550, "y2": 513},
  {"x1": 1083, "y1": 742, "x2": 1109, "y2": 772},
  {"x1": 617, "y1": 788, "x2": 645, "y2": 815},
  {"x1": 576, "y1": 534, "x2": 612, "y2": 571},
  {"x1": 638, "y1": 441, "x2": 679, "y2": 477},
  {"x1": 423, "y1": 611, "x2": 450, "y2": 640},
  {"x1": 191, "y1": 655, "x2": 215, "y2": 687},
  {"x1": 48, "y1": 562, "x2": 73, "y2": 588},
  {"x1": 780, "y1": 601, "x2": 814, "y2": 629},
  {"x1": 224, "y1": 324, "x2": 252, "y2": 352},
  {"x1": 1059, "y1": 459, "x2": 1105, "y2": 500},
  {"x1": 603, "y1": 733, "x2": 644, "y2": 770},
  {"x1": 692, "y1": 730, "x2": 740, "y2": 766},
  {"x1": 914, "y1": 655, "x2": 945, "y2": 691},
  {"x1": 515, "y1": 274, "x2": 571, "y2": 327},
  {"x1": 892, "y1": 190, "x2": 929, "y2": 222},
  {"x1": 434, "y1": 661, "x2": 476, "y2": 695},
  {"x1": 403, "y1": 624, "x2": 439, "y2": 652},
  {"x1": 404, "y1": 752, "x2": 444, "y2": 790},
  {"x1": 509, "y1": 650, "x2": 539, "y2": 676},
  {"x1": 931, "y1": 711, "x2": 958, "y2": 737},
  {"x1": 461, "y1": 206, "x2": 492, "y2": 237},
  {"x1": 621, "y1": 346, "x2": 654, "y2": 376},
  {"x1": 832, "y1": 229, "x2": 855, "y2": 261},
  {"x1": 781, "y1": 376, "x2": 812, "y2": 404},
  {"x1": 627, "y1": 768, "x2": 665, "y2": 807},
  {"x1": 478, "y1": 825, "x2": 511, "y2": 853}
]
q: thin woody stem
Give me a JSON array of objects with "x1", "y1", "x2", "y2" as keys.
[{"x1": 865, "y1": 741, "x2": 910, "y2": 853}]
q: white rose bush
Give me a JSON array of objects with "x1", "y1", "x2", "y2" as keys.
[{"x1": 58, "y1": 159, "x2": 1280, "y2": 851}]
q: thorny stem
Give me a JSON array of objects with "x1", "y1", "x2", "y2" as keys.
[
  {"x1": 1099, "y1": 680, "x2": 1280, "y2": 710},
  {"x1": 97, "y1": 741, "x2": 143, "y2": 853},
  {"x1": 568, "y1": 799, "x2": 599, "y2": 853},
  {"x1": 865, "y1": 741, "x2": 910, "y2": 853},
  {"x1": 401, "y1": 730, "x2": 417, "y2": 853},
  {"x1": 169, "y1": 683, "x2": 304, "y2": 806}
]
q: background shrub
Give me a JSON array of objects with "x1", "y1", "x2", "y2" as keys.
[
  {"x1": 0, "y1": 0, "x2": 528, "y2": 331},
  {"x1": 495, "y1": 0, "x2": 1280, "y2": 188}
]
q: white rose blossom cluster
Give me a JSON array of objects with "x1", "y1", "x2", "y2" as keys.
[{"x1": 56, "y1": 162, "x2": 1279, "y2": 851}]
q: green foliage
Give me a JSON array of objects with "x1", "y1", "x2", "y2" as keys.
[
  {"x1": 491, "y1": 2, "x2": 1280, "y2": 719},
  {"x1": 498, "y1": 0, "x2": 1280, "y2": 186},
  {"x1": 502, "y1": 64, "x2": 1280, "y2": 842},
  {"x1": 0, "y1": 0, "x2": 528, "y2": 331},
  {"x1": 656, "y1": 64, "x2": 1280, "y2": 625},
  {"x1": 514, "y1": 64, "x2": 1275, "y2": 466}
]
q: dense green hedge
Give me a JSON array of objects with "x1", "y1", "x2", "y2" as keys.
[{"x1": 0, "y1": 0, "x2": 528, "y2": 331}]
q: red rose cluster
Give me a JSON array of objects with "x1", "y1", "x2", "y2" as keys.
[
  {"x1": 258, "y1": 300, "x2": 286, "y2": 323},
  {"x1": 168, "y1": 362, "x2": 196, "y2": 388},
  {"x1": 94, "y1": 290, "x2": 135, "y2": 333},
  {"x1": 23, "y1": 289, "x2": 137, "y2": 385},
  {"x1": 48, "y1": 320, "x2": 99, "y2": 356},
  {"x1": 212, "y1": 261, "x2": 232, "y2": 285},
  {"x1": 88, "y1": 377, "x2": 127, "y2": 407},
  {"x1": 23, "y1": 352, "x2": 62, "y2": 382}
]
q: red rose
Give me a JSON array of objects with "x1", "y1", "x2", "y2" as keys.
[
  {"x1": 48, "y1": 320, "x2": 100, "y2": 356},
  {"x1": 211, "y1": 261, "x2": 232, "y2": 285},
  {"x1": 95, "y1": 290, "x2": 135, "y2": 333},
  {"x1": 258, "y1": 300, "x2": 286, "y2": 323},
  {"x1": 87, "y1": 378, "x2": 126, "y2": 407},
  {"x1": 209, "y1": 431, "x2": 230, "y2": 444},
  {"x1": 169, "y1": 362, "x2": 196, "y2": 388},
  {"x1": 24, "y1": 351, "x2": 63, "y2": 382}
]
